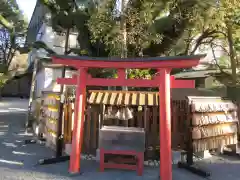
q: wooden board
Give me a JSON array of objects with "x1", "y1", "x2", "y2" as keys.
[
  {"x1": 41, "y1": 92, "x2": 60, "y2": 150},
  {"x1": 192, "y1": 123, "x2": 238, "y2": 140},
  {"x1": 192, "y1": 112, "x2": 238, "y2": 126},
  {"x1": 191, "y1": 102, "x2": 236, "y2": 112},
  {"x1": 188, "y1": 96, "x2": 239, "y2": 153},
  {"x1": 193, "y1": 134, "x2": 237, "y2": 152}
]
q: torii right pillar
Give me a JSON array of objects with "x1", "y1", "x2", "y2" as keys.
[{"x1": 159, "y1": 68, "x2": 172, "y2": 180}]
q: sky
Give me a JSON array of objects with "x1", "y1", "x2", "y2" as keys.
[
  {"x1": 16, "y1": 0, "x2": 123, "y2": 22},
  {"x1": 16, "y1": 0, "x2": 37, "y2": 22}
]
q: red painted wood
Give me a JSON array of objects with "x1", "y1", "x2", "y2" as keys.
[
  {"x1": 137, "y1": 152, "x2": 144, "y2": 176},
  {"x1": 100, "y1": 148, "x2": 105, "y2": 172},
  {"x1": 99, "y1": 149, "x2": 144, "y2": 176},
  {"x1": 159, "y1": 69, "x2": 172, "y2": 180},
  {"x1": 171, "y1": 79, "x2": 195, "y2": 88},
  {"x1": 57, "y1": 76, "x2": 195, "y2": 88},
  {"x1": 69, "y1": 68, "x2": 87, "y2": 174},
  {"x1": 52, "y1": 55, "x2": 203, "y2": 180},
  {"x1": 170, "y1": 76, "x2": 195, "y2": 88},
  {"x1": 87, "y1": 78, "x2": 159, "y2": 87},
  {"x1": 117, "y1": 69, "x2": 125, "y2": 80},
  {"x1": 52, "y1": 57, "x2": 200, "y2": 69},
  {"x1": 57, "y1": 78, "x2": 76, "y2": 85}
]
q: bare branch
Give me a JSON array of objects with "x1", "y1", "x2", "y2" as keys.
[
  {"x1": 0, "y1": 28, "x2": 21, "y2": 70},
  {"x1": 190, "y1": 29, "x2": 219, "y2": 55},
  {"x1": 210, "y1": 43, "x2": 229, "y2": 75},
  {"x1": 7, "y1": 47, "x2": 18, "y2": 68},
  {"x1": 183, "y1": 29, "x2": 194, "y2": 55},
  {"x1": 210, "y1": 41, "x2": 230, "y2": 56}
]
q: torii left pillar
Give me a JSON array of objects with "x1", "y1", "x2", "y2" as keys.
[
  {"x1": 69, "y1": 68, "x2": 87, "y2": 173},
  {"x1": 159, "y1": 69, "x2": 172, "y2": 180}
]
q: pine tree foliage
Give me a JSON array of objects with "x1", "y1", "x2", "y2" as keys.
[
  {"x1": 39, "y1": 0, "x2": 240, "y2": 81},
  {"x1": 40, "y1": 0, "x2": 221, "y2": 57},
  {"x1": 0, "y1": 0, "x2": 27, "y2": 32}
]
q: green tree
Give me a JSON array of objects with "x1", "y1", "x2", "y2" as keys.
[
  {"x1": 0, "y1": 28, "x2": 27, "y2": 73},
  {"x1": 40, "y1": 0, "x2": 224, "y2": 56},
  {"x1": 203, "y1": 0, "x2": 240, "y2": 85},
  {"x1": 40, "y1": 0, "x2": 220, "y2": 79},
  {"x1": 0, "y1": 0, "x2": 27, "y2": 32},
  {"x1": 168, "y1": 0, "x2": 240, "y2": 80},
  {"x1": 0, "y1": 0, "x2": 28, "y2": 94},
  {"x1": 38, "y1": 0, "x2": 240, "y2": 83}
]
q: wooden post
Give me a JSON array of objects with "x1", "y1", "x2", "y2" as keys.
[
  {"x1": 159, "y1": 69, "x2": 172, "y2": 180},
  {"x1": 186, "y1": 102, "x2": 193, "y2": 165},
  {"x1": 26, "y1": 53, "x2": 39, "y2": 129},
  {"x1": 99, "y1": 104, "x2": 105, "y2": 130},
  {"x1": 144, "y1": 106, "x2": 148, "y2": 158},
  {"x1": 69, "y1": 68, "x2": 87, "y2": 174}
]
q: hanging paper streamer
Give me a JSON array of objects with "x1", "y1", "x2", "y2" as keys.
[{"x1": 104, "y1": 106, "x2": 133, "y2": 121}]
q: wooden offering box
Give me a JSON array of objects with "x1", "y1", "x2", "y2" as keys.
[
  {"x1": 189, "y1": 97, "x2": 238, "y2": 153},
  {"x1": 99, "y1": 126, "x2": 145, "y2": 152},
  {"x1": 99, "y1": 126, "x2": 145, "y2": 175}
]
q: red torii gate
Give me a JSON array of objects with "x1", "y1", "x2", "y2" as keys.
[
  {"x1": 52, "y1": 54, "x2": 204, "y2": 180},
  {"x1": 56, "y1": 73, "x2": 195, "y2": 88}
]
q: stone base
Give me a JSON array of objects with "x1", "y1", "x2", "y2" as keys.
[
  {"x1": 225, "y1": 144, "x2": 237, "y2": 152},
  {"x1": 65, "y1": 144, "x2": 72, "y2": 155},
  {"x1": 95, "y1": 149, "x2": 100, "y2": 161},
  {"x1": 45, "y1": 140, "x2": 56, "y2": 151},
  {"x1": 195, "y1": 150, "x2": 212, "y2": 159},
  {"x1": 63, "y1": 148, "x2": 190, "y2": 166},
  {"x1": 172, "y1": 150, "x2": 184, "y2": 164},
  {"x1": 216, "y1": 145, "x2": 225, "y2": 154},
  {"x1": 236, "y1": 143, "x2": 240, "y2": 154},
  {"x1": 32, "y1": 122, "x2": 39, "y2": 136}
]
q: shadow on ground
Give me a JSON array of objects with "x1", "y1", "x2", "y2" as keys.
[{"x1": 0, "y1": 103, "x2": 240, "y2": 179}]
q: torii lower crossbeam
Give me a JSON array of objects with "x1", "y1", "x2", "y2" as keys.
[
  {"x1": 52, "y1": 54, "x2": 204, "y2": 180},
  {"x1": 56, "y1": 74, "x2": 195, "y2": 88}
]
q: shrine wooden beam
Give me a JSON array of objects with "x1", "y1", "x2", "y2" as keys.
[
  {"x1": 57, "y1": 67, "x2": 195, "y2": 88},
  {"x1": 52, "y1": 55, "x2": 204, "y2": 69},
  {"x1": 56, "y1": 76, "x2": 195, "y2": 88}
]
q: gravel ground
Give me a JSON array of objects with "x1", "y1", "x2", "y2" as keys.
[{"x1": 0, "y1": 98, "x2": 240, "y2": 180}]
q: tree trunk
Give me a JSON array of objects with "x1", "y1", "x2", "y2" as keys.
[
  {"x1": 0, "y1": 88, "x2": 2, "y2": 100},
  {"x1": 121, "y1": 0, "x2": 128, "y2": 91},
  {"x1": 226, "y1": 22, "x2": 237, "y2": 85}
]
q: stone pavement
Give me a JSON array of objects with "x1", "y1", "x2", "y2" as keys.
[{"x1": 0, "y1": 98, "x2": 240, "y2": 180}]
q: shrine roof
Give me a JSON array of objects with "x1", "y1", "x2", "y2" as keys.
[
  {"x1": 52, "y1": 54, "x2": 206, "y2": 62},
  {"x1": 87, "y1": 89, "x2": 224, "y2": 105},
  {"x1": 88, "y1": 90, "x2": 159, "y2": 106}
]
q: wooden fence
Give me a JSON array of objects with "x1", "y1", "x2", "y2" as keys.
[{"x1": 63, "y1": 98, "x2": 189, "y2": 160}]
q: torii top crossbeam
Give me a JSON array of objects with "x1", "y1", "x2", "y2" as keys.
[
  {"x1": 51, "y1": 54, "x2": 205, "y2": 180},
  {"x1": 52, "y1": 54, "x2": 205, "y2": 88},
  {"x1": 52, "y1": 54, "x2": 204, "y2": 69}
]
